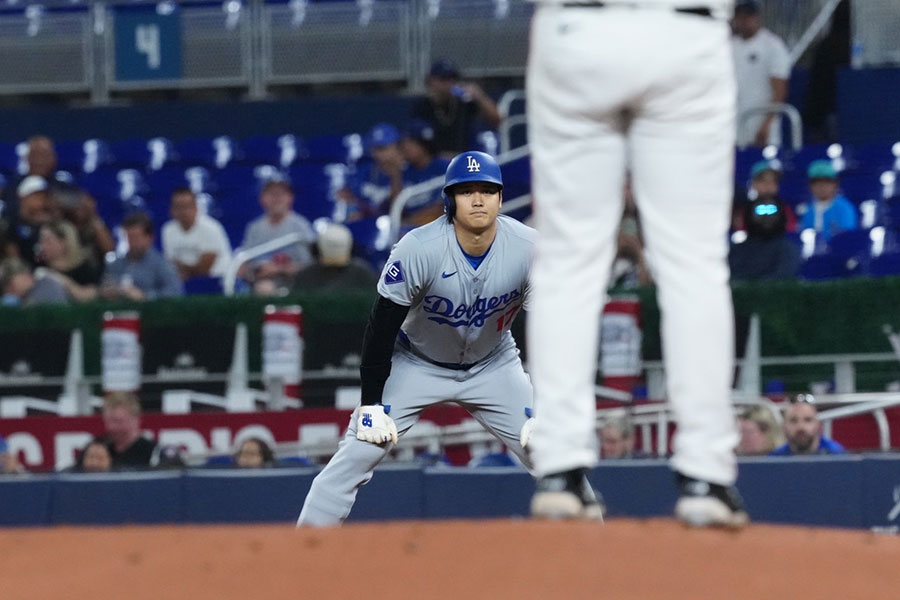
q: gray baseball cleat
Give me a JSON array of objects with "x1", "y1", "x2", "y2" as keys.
[
  {"x1": 531, "y1": 468, "x2": 605, "y2": 521},
  {"x1": 674, "y1": 472, "x2": 749, "y2": 528}
]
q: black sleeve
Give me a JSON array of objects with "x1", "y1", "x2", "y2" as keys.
[{"x1": 359, "y1": 294, "x2": 410, "y2": 406}]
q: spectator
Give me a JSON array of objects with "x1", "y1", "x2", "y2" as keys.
[
  {"x1": 293, "y1": 222, "x2": 378, "y2": 291},
  {"x1": 161, "y1": 187, "x2": 232, "y2": 280},
  {"x1": 36, "y1": 220, "x2": 101, "y2": 302},
  {"x1": 101, "y1": 212, "x2": 183, "y2": 301},
  {"x1": 731, "y1": 0, "x2": 790, "y2": 147},
  {"x1": 797, "y1": 160, "x2": 857, "y2": 242},
  {"x1": 600, "y1": 415, "x2": 650, "y2": 459},
  {"x1": 70, "y1": 438, "x2": 113, "y2": 473},
  {"x1": 101, "y1": 391, "x2": 158, "y2": 469},
  {"x1": 0, "y1": 434, "x2": 26, "y2": 474},
  {"x1": 740, "y1": 160, "x2": 797, "y2": 231},
  {"x1": 4, "y1": 175, "x2": 53, "y2": 266},
  {"x1": 737, "y1": 405, "x2": 784, "y2": 455},
  {"x1": 0, "y1": 135, "x2": 64, "y2": 219},
  {"x1": 240, "y1": 180, "x2": 316, "y2": 296},
  {"x1": 411, "y1": 59, "x2": 501, "y2": 159},
  {"x1": 729, "y1": 195, "x2": 800, "y2": 281},
  {"x1": 610, "y1": 177, "x2": 651, "y2": 289},
  {"x1": 234, "y1": 437, "x2": 275, "y2": 468},
  {"x1": 55, "y1": 184, "x2": 115, "y2": 269},
  {"x1": 0, "y1": 257, "x2": 69, "y2": 306},
  {"x1": 770, "y1": 394, "x2": 846, "y2": 456},
  {"x1": 338, "y1": 124, "x2": 405, "y2": 221},
  {"x1": 399, "y1": 120, "x2": 451, "y2": 226}
]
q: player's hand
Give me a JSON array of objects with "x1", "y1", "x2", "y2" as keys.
[
  {"x1": 356, "y1": 405, "x2": 399, "y2": 445},
  {"x1": 520, "y1": 416, "x2": 536, "y2": 449}
]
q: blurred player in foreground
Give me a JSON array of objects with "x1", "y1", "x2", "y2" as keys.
[{"x1": 526, "y1": 1, "x2": 748, "y2": 527}]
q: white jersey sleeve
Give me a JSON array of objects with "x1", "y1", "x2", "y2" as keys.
[
  {"x1": 766, "y1": 30, "x2": 791, "y2": 80},
  {"x1": 376, "y1": 232, "x2": 434, "y2": 307}
]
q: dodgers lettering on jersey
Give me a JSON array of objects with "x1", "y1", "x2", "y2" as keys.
[{"x1": 377, "y1": 216, "x2": 534, "y2": 366}]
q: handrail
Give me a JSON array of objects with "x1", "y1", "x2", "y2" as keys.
[
  {"x1": 738, "y1": 102, "x2": 804, "y2": 151},
  {"x1": 787, "y1": 0, "x2": 844, "y2": 65},
  {"x1": 222, "y1": 231, "x2": 307, "y2": 296},
  {"x1": 388, "y1": 144, "x2": 532, "y2": 244},
  {"x1": 818, "y1": 396, "x2": 900, "y2": 452},
  {"x1": 497, "y1": 89, "x2": 527, "y2": 153}
]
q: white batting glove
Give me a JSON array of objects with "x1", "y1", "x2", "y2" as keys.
[
  {"x1": 356, "y1": 405, "x2": 399, "y2": 445},
  {"x1": 519, "y1": 417, "x2": 536, "y2": 449}
]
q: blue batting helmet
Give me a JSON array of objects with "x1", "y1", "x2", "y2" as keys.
[{"x1": 441, "y1": 151, "x2": 503, "y2": 220}]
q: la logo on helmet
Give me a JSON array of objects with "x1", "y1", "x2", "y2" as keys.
[{"x1": 466, "y1": 156, "x2": 481, "y2": 172}]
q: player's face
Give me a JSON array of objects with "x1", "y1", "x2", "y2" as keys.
[
  {"x1": 784, "y1": 403, "x2": 820, "y2": 454},
  {"x1": 452, "y1": 182, "x2": 501, "y2": 234}
]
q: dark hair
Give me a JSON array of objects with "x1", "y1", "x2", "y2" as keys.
[
  {"x1": 261, "y1": 180, "x2": 293, "y2": 195},
  {"x1": 235, "y1": 437, "x2": 275, "y2": 466},
  {"x1": 122, "y1": 211, "x2": 154, "y2": 235},
  {"x1": 170, "y1": 187, "x2": 195, "y2": 201},
  {"x1": 73, "y1": 437, "x2": 112, "y2": 472}
]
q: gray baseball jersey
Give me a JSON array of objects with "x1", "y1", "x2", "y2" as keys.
[
  {"x1": 297, "y1": 214, "x2": 537, "y2": 527},
  {"x1": 377, "y1": 214, "x2": 534, "y2": 367}
]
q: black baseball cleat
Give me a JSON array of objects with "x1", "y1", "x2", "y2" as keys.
[
  {"x1": 674, "y1": 472, "x2": 749, "y2": 529},
  {"x1": 531, "y1": 468, "x2": 606, "y2": 521}
]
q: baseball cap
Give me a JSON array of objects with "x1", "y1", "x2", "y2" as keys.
[
  {"x1": 428, "y1": 58, "x2": 460, "y2": 80},
  {"x1": 403, "y1": 119, "x2": 436, "y2": 145},
  {"x1": 807, "y1": 159, "x2": 838, "y2": 180},
  {"x1": 750, "y1": 159, "x2": 782, "y2": 179},
  {"x1": 734, "y1": 0, "x2": 761, "y2": 15},
  {"x1": 17, "y1": 175, "x2": 48, "y2": 198},
  {"x1": 317, "y1": 222, "x2": 353, "y2": 266},
  {"x1": 366, "y1": 123, "x2": 400, "y2": 149}
]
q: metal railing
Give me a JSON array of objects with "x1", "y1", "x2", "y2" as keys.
[
  {"x1": 222, "y1": 231, "x2": 307, "y2": 295},
  {"x1": 737, "y1": 103, "x2": 804, "y2": 151}
]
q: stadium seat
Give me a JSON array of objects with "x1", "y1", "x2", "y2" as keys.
[
  {"x1": 868, "y1": 252, "x2": 900, "y2": 277},
  {"x1": 239, "y1": 134, "x2": 304, "y2": 168},
  {"x1": 305, "y1": 133, "x2": 363, "y2": 164},
  {"x1": 0, "y1": 141, "x2": 20, "y2": 176},
  {"x1": 798, "y1": 253, "x2": 854, "y2": 280},
  {"x1": 56, "y1": 138, "x2": 113, "y2": 174},
  {"x1": 175, "y1": 136, "x2": 242, "y2": 169},
  {"x1": 110, "y1": 137, "x2": 176, "y2": 171},
  {"x1": 470, "y1": 452, "x2": 517, "y2": 467},
  {"x1": 183, "y1": 276, "x2": 224, "y2": 295}
]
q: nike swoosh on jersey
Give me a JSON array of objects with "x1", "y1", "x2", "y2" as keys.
[{"x1": 441, "y1": 271, "x2": 457, "y2": 279}]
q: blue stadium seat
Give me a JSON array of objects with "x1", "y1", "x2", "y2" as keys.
[
  {"x1": 827, "y1": 228, "x2": 872, "y2": 260},
  {"x1": 305, "y1": 133, "x2": 363, "y2": 164},
  {"x1": 470, "y1": 452, "x2": 517, "y2": 468},
  {"x1": 56, "y1": 139, "x2": 114, "y2": 174},
  {"x1": 111, "y1": 137, "x2": 176, "y2": 171},
  {"x1": 174, "y1": 136, "x2": 242, "y2": 169},
  {"x1": 867, "y1": 252, "x2": 900, "y2": 277},
  {"x1": 0, "y1": 141, "x2": 20, "y2": 176},
  {"x1": 183, "y1": 276, "x2": 224, "y2": 295},
  {"x1": 798, "y1": 254, "x2": 854, "y2": 280},
  {"x1": 854, "y1": 141, "x2": 900, "y2": 174},
  {"x1": 239, "y1": 134, "x2": 304, "y2": 168}
]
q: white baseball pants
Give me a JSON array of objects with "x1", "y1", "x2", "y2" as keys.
[{"x1": 526, "y1": 5, "x2": 739, "y2": 485}]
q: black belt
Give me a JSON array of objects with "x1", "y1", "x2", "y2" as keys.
[
  {"x1": 561, "y1": 3, "x2": 713, "y2": 17},
  {"x1": 397, "y1": 330, "x2": 480, "y2": 371}
]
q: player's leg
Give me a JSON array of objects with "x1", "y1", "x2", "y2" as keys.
[
  {"x1": 627, "y1": 14, "x2": 745, "y2": 526},
  {"x1": 526, "y1": 6, "x2": 629, "y2": 481},
  {"x1": 462, "y1": 351, "x2": 605, "y2": 519},
  {"x1": 297, "y1": 354, "x2": 442, "y2": 527}
]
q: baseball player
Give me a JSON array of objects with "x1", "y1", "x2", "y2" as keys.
[
  {"x1": 526, "y1": 1, "x2": 748, "y2": 527},
  {"x1": 297, "y1": 151, "x2": 601, "y2": 526}
]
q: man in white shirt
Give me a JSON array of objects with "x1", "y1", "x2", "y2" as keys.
[
  {"x1": 161, "y1": 187, "x2": 232, "y2": 279},
  {"x1": 732, "y1": 0, "x2": 791, "y2": 147}
]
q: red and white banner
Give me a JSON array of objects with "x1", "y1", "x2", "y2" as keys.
[
  {"x1": 101, "y1": 311, "x2": 142, "y2": 392},
  {"x1": 262, "y1": 305, "x2": 303, "y2": 399},
  {"x1": 0, "y1": 406, "x2": 475, "y2": 472}
]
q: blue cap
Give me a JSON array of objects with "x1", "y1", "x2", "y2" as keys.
[
  {"x1": 428, "y1": 58, "x2": 460, "y2": 80},
  {"x1": 807, "y1": 159, "x2": 838, "y2": 180},
  {"x1": 750, "y1": 160, "x2": 781, "y2": 179},
  {"x1": 403, "y1": 119, "x2": 436, "y2": 144},
  {"x1": 366, "y1": 123, "x2": 400, "y2": 149}
]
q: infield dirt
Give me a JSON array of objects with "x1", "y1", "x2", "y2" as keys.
[{"x1": 2, "y1": 519, "x2": 898, "y2": 599}]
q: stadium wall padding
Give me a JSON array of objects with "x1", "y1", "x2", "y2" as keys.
[{"x1": 2, "y1": 455, "x2": 899, "y2": 529}]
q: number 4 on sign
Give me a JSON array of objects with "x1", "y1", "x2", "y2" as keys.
[{"x1": 136, "y1": 24, "x2": 161, "y2": 69}]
